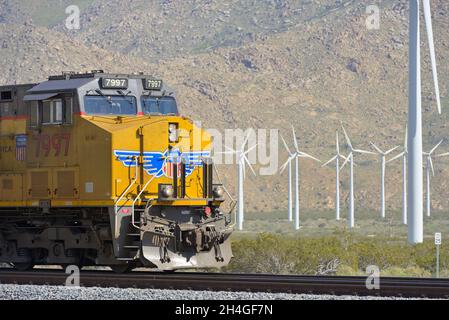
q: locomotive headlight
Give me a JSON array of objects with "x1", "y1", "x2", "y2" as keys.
[
  {"x1": 169, "y1": 123, "x2": 179, "y2": 143},
  {"x1": 160, "y1": 185, "x2": 174, "y2": 198},
  {"x1": 213, "y1": 185, "x2": 225, "y2": 199}
]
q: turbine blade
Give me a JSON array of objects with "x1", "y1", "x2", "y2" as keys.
[
  {"x1": 436, "y1": 152, "x2": 449, "y2": 158},
  {"x1": 280, "y1": 134, "x2": 293, "y2": 156},
  {"x1": 291, "y1": 125, "x2": 300, "y2": 153},
  {"x1": 243, "y1": 154, "x2": 257, "y2": 176},
  {"x1": 387, "y1": 152, "x2": 405, "y2": 163},
  {"x1": 430, "y1": 139, "x2": 444, "y2": 154},
  {"x1": 354, "y1": 149, "x2": 376, "y2": 155},
  {"x1": 224, "y1": 145, "x2": 236, "y2": 153},
  {"x1": 299, "y1": 151, "x2": 321, "y2": 163},
  {"x1": 243, "y1": 144, "x2": 257, "y2": 156},
  {"x1": 385, "y1": 146, "x2": 400, "y2": 155},
  {"x1": 370, "y1": 142, "x2": 383, "y2": 154},
  {"x1": 341, "y1": 123, "x2": 353, "y2": 150},
  {"x1": 423, "y1": 0, "x2": 442, "y2": 114},
  {"x1": 321, "y1": 155, "x2": 338, "y2": 167},
  {"x1": 216, "y1": 150, "x2": 236, "y2": 155},
  {"x1": 279, "y1": 156, "x2": 293, "y2": 174},
  {"x1": 429, "y1": 156, "x2": 435, "y2": 176},
  {"x1": 340, "y1": 153, "x2": 351, "y2": 170},
  {"x1": 240, "y1": 132, "x2": 251, "y2": 152},
  {"x1": 336, "y1": 131, "x2": 340, "y2": 154},
  {"x1": 404, "y1": 124, "x2": 408, "y2": 151}
]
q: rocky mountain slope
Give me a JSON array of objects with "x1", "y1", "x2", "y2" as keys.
[{"x1": 2, "y1": 0, "x2": 449, "y2": 217}]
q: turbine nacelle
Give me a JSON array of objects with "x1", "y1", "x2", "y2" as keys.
[{"x1": 339, "y1": 123, "x2": 375, "y2": 170}]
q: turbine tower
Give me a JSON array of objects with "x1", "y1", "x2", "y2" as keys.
[
  {"x1": 387, "y1": 127, "x2": 408, "y2": 225},
  {"x1": 279, "y1": 135, "x2": 296, "y2": 222},
  {"x1": 408, "y1": 0, "x2": 442, "y2": 244},
  {"x1": 281, "y1": 126, "x2": 320, "y2": 230},
  {"x1": 370, "y1": 142, "x2": 399, "y2": 219},
  {"x1": 340, "y1": 124, "x2": 375, "y2": 228},
  {"x1": 423, "y1": 140, "x2": 443, "y2": 218},
  {"x1": 221, "y1": 134, "x2": 257, "y2": 231},
  {"x1": 322, "y1": 131, "x2": 347, "y2": 221}
]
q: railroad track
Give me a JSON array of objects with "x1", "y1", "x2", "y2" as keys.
[{"x1": 0, "y1": 269, "x2": 449, "y2": 298}]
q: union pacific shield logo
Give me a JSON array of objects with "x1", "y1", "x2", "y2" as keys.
[{"x1": 114, "y1": 149, "x2": 210, "y2": 178}]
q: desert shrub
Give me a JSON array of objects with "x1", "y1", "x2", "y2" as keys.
[
  {"x1": 335, "y1": 264, "x2": 363, "y2": 276},
  {"x1": 381, "y1": 266, "x2": 431, "y2": 278},
  {"x1": 224, "y1": 232, "x2": 448, "y2": 278}
]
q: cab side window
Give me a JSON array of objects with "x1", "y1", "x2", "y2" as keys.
[
  {"x1": 31, "y1": 97, "x2": 73, "y2": 127},
  {"x1": 42, "y1": 99, "x2": 62, "y2": 125}
]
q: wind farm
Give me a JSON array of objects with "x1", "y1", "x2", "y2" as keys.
[{"x1": 213, "y1": 0, "x2": 449, "y2": 254}]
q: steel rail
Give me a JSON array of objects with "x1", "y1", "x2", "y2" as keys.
[{"x1": 0, "y1": 269, "x2": 448, "y2": 298}]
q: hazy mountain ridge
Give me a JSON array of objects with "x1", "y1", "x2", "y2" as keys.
[{"x1": 1, "y1": 0, "x2": 449, "y2": 217}]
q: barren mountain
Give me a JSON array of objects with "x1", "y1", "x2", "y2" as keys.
[{"x1": 1, "y1": 0, "x2": 449, "y2": 217}]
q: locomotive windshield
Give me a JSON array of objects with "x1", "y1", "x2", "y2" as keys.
[
  {"x1": 84, "y1": 95, "x2": 137, "y2": 115},
  {"x1": 141, "y1": 96, "x2": 178, "y2": 115}
]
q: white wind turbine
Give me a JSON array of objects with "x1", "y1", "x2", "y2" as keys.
[
  {"x1": 279, "y1": 135, "x2": 296, "y2": 222},
  {"x1": 370, "y1": 142, "x2": 400, "y2": 219},
  {"x1": 322, "y1": 131, "x2": 347, "y2": 221},
  {"x1": 280, "y1": 126, "x2": 321, "y2": 230},
  {"x1": 386, "y1": 127, "x2": 408, "y2": 225},
  {"x1": 407, "y1": 0, "x2": 443, "y2": 244},
  {"x1": 340, "y1": 124, "x2": 375, "y2": 228},
  {"x1": 221, "y1": 134, "x2": 257, "y2": 231},
  {"x1": 423, "y1": 140, "x2": 443, "y2": 218}
]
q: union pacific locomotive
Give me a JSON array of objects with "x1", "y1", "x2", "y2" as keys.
[{"x1": 0, "y1": 71, "x2": 233, "y2": 272}]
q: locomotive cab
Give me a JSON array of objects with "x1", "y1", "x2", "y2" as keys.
[{"x1": 0, "y1": 71, "x2": 233, "y2": 272}]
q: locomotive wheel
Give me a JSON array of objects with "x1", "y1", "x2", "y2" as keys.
[
  {"x1": 110, "y1": 264, "x2": 133, "y2": 274},
  {"x1": 13, "y1": 262, "x2": 35, "y2": 271}
]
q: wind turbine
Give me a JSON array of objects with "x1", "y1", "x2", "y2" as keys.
[
  {"x1": 387, "y1": 127, "x2": 408, "y2": 225},
  {"x1": 280, "y1": 126, "x2": 321, "y2": 230},
  {"x1": 370, "y1": 142, "x2": 399, "y2": 219},
  {"x1": 322, "y1": 131, "x2": 347, "y2": 221},
  {"x1": 407, "y1": 0, "x2": 442, "y2": 244},
  {"x1": 340, "y1": 124, "x2": 375, "y2": 228},
  {"x1": 221, "y1": 134, "x2": 257, "y2": 231},
  {"x1": 423, "y1": 140, "x2": 443, "y2": 218},
  {"x1": 279, "y1": 135, "x2": 296, "y2": 222}
]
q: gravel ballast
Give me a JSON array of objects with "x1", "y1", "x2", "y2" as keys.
[{"x1": 0, "y1": 284, "x2": 419, "y2": 300}]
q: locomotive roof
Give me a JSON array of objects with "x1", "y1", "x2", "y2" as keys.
[
  {"x1": 2, "y1": 72, "x2": 175, "y2": 100},
  {"x1": 27, "y1": 78, "x2": 94, "y2": 93}
]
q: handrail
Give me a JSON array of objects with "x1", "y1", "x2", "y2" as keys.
[
  {"x1": 114, "y1": 156, "x2": 138, "y2": 237},
  {"x1": 213, "y1": 164, "x2": 237, "y2": 228},
  {"x1": 130, "y1": 160, "x2": 166, "y2": 230}
]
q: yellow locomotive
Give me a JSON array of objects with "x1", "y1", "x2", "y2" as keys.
[{"x1": 0, "y1": 71, "x2": 233, "y2": 272}]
